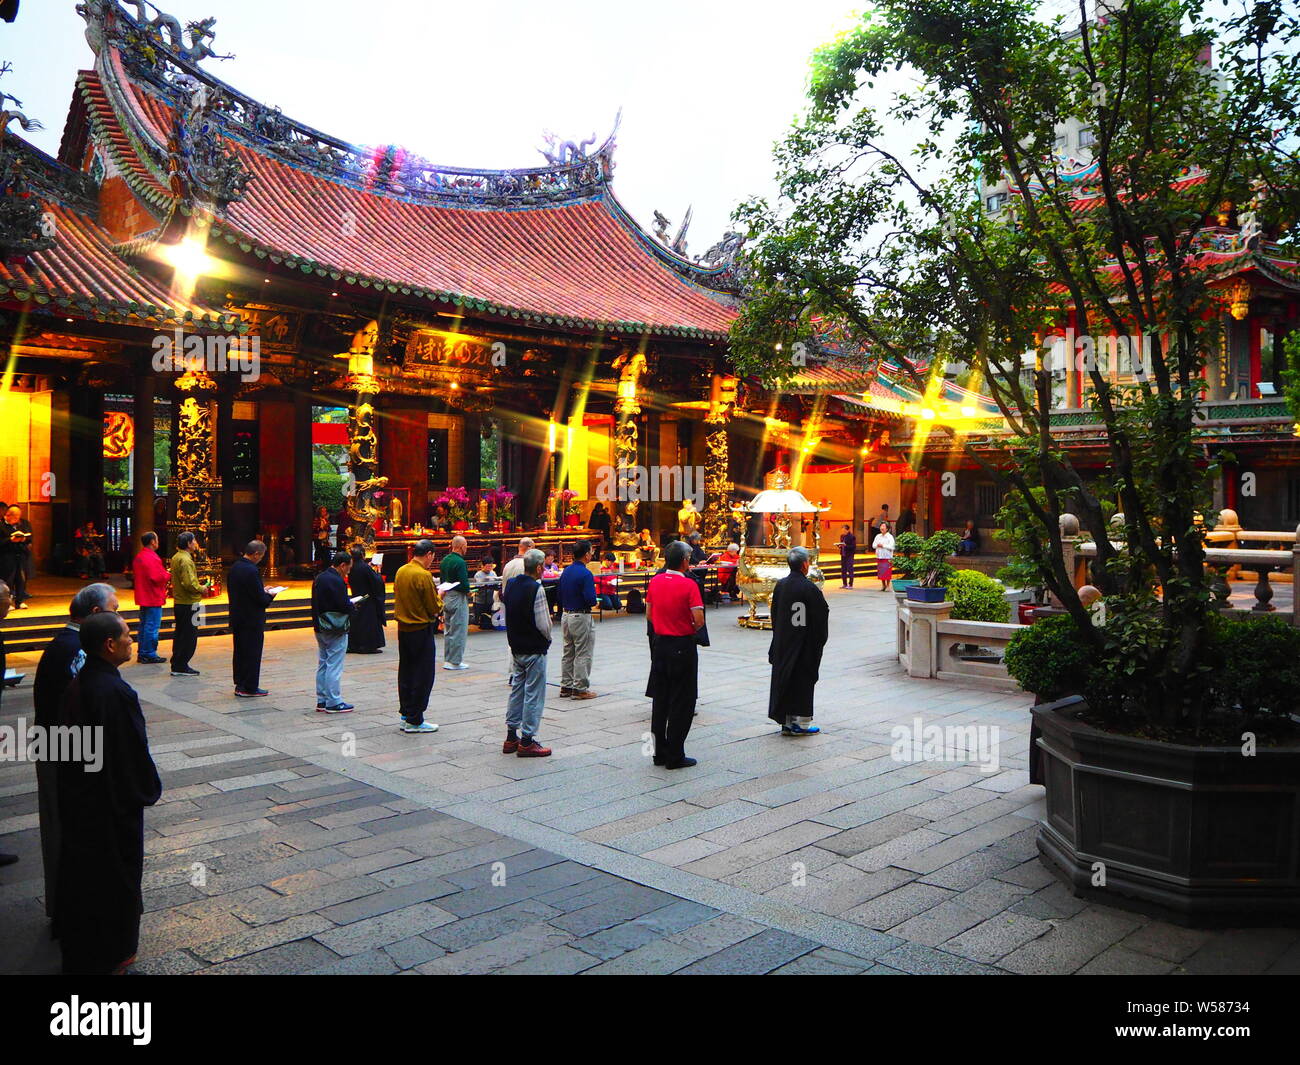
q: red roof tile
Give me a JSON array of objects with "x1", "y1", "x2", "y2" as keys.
[
  {"x1": 0, "y1": 198, "x2": 239, "y2": 328},
  {"x1": 84, "y1": 62, "x2": 738, "y2": 338},
  {"x1": 218, "y1": 143, "x2": 737, "y2": 336}
]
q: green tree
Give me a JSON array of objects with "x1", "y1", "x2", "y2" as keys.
[{"x1": 735, "y1": 0, "x2": 1300, "y2": 727}]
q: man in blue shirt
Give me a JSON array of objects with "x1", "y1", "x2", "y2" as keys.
[{"x1": 557, "y1": 539, "x2": 598, "y2": 699}]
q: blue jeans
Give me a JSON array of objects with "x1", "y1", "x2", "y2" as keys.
[
  {"x1": 507, "y1": 653, "x2": 547, "y2": 738},
  {"x1": 315, "y1": 631, "x2": 348, "y2": 706},
  {"x1": 138, "y1": 606, "x2": 162, "y2": 658},
  {"x1": 443, "y1": 589, "x2": 468, "y2": 666}
]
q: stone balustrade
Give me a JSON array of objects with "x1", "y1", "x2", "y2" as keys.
[{"x1": 895, "y1": 592, "x2": 1025, "y2": 692}]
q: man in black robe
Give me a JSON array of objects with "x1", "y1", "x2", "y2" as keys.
[
  {"x1": 0, "y1": 504, "x2": 33, "y2": 608},
  {"x1": 32, "y1": 582, "x2": 119, "y2": 933},
  {"x1": 55, "y1": 611, "x2": 162, "y2": 974},
  {"x1": 347, "y1": 546, "x2": 387, "y2": 653},
  {"x1": 228, "y1": 540, "x2": 277, "y2": 697},
  {"x1": 0, "y1": 580, "x2": 14, "y2": 867},
  {"x1": 767, "y1": 547, "x2": 830, "y2": 736}
]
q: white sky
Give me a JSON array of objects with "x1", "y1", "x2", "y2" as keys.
[{"x1": 5, "y1": 0, "x2": 869, "y2": 250}]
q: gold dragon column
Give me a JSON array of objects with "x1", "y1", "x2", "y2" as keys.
[
  {"x1": 340, "y1": 321, "x2": 388, "y2": 550},
  {"x1": 610, "y1": 348, "x2": 646, "y2": 559},
  {"x1": 169, "y1": 365, "x2": 223, "y2": 586},
  {"x1": 702, "y1": 374, "x2": 737, "y2": 545}
]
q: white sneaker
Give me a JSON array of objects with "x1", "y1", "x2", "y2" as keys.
[
  {"x1": 400, "y1": 721, "x2": 439, "y2": 733},
  {"x1": 443, "y1": 662, "x2": 470, "y2": 671}
]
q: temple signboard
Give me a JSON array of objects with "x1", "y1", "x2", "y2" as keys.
[{"x1": 405, "y1": 329, "x2": 501, "y2": 371}]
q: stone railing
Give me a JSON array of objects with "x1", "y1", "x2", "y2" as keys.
[
  {"x1": 1074, "y1": 540, "x2": 1297, "y2": 617},
  {"x1": 895, "y1": 591, "x2": 1028, "y2": 692}
]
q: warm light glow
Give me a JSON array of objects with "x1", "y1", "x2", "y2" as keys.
[
  {"x1": 960, "y1": 405, "x2": 976, "y2": 418},
  {"x1": 547, "y1": 420, "x2": 558, "y2": 452},
  {"x1": 921, "y1": 407, "x2": 936, "y2": 420},
  {"x1": 160, "y1": 236, "x2": 215, "y2": 302}
]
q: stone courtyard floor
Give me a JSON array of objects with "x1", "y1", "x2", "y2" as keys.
[{"x1": 1, "y1": 584, "x2": 1297, "y2": 975}]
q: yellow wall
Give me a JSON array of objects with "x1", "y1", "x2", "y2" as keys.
[{"x1": 0, "y1": 389, "x2": 34, "y2": 504}]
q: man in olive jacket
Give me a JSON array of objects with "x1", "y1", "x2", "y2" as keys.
[
  {"x1": 169, "y1": 532, "x2": 208, "y2": 677},
  {"x1": 394, "y1": 539, "x2": 443, "y2": 733}
]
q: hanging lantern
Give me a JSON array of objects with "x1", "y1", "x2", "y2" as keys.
[
  {"x1": 103, "y1": 411, "x2": 135, "y2": 459},
  {"x1": 1228, "y1": 278, "x2": 1251, "y2": 321}
]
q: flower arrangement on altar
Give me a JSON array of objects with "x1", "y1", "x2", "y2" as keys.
[
  {"x1": 485, "y1": 486, "x2": 516, "y2": 527},
  {"x1": 436, "y1": 486, "x2": 474, "y2": 528},
  {"x1": 558, "y1": 488, "x2": 580, "y2": 526}
]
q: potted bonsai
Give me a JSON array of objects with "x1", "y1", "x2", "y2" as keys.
[
  {"x1": 904, "y1": 530, "x2": 958, "y2": 603},
  {"x1": 890, "y1": 531, "x2": 924, "y2": 592}
]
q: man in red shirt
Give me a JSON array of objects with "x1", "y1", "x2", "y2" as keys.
[
  {"x1": 132, "y1": 532, "x2": 170, "y2": 664},
  {"x1": 645, "y1": 540, "x2": 705, "y2": 770}
]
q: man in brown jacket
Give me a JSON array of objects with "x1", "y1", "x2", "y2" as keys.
[{"x1": 394, "y1": 539, "x2": 443, "y2": 734}]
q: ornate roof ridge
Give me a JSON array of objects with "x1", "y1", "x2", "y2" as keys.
[
  {"x1": 80, "y1": 0, "x2": 619, "y2": 209},
  {"x1": 1, "y1": 132, "x2": 99, "y2": 217}
]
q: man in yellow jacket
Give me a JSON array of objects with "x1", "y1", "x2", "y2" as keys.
[
  {"x1": 169, "y1": 532, "x2": 209, "y2": 677},
  {"x1": 393, "y1": 539, "x2": 443, "y2": 734}
]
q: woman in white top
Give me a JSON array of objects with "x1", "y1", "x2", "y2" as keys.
[{"x1": 874, "y1": 521, "x2": 896, "y2": 591}]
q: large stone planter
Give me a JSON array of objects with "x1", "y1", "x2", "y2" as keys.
[{"x1": 1033, "y1": 695, "x2": 1300, "y2": 925}]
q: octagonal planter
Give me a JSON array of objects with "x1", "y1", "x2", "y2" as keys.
[{"x1": 1032, "y1": 695, "x2": 1300, "y2": 926}]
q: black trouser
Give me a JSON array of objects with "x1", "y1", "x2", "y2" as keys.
[
  {"x1": 1, "y1": 556, "x2": 26, "y2": 603},
  {"x1": 171, "y1": 603, "x2": 198, "y2": 670},
  {"x1": 650, "y1": 634, "x2": 697, "y2": 765},
  {"x1": 232, "y1": 623, "x2": 265, "y2": 692},
  {"x1": 397, "y1": 625, "x2": 436, "y2": 725},
  {"x1": 841, "y1": 555, "x2": 854, "y2": 587}
]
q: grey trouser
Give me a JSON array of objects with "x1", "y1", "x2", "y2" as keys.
[
  {"x1": 443, "y1": 589, "x2": 468, "y2": 666},
  {"x1": 507, "y1": 653, "x2": 547, "y2": 737},
  {"x1": 560, "y1": 611, "x2": 594, "y2": 691}
]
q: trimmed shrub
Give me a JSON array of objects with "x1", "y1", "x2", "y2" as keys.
[
  {"x1": 948, "y1": 569, "x2": 1010, "y2": 623},
  {"x1": 1004, "y1": 614, "x2": 1092, "y2": 699},
  {"x1": 1210, "y1": 614, "x2": 1300, "y2": 719}
]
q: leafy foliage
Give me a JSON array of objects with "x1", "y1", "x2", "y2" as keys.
[
  {"x1": 892, "y1": 531, "x2": 925, "y2": 578},
  {"x1": 1209, "y1": 613, "x2": 1300, "y2": 719},
  {"x1": 915, "y1": 530, "x2": 959, "y2": 587},
  {"x1": 948, "y1": 569, "x2": 1011, "y2": 623},
  {"x1": 1004, "y1": 614, "x2": 1094, "y2": 701},
  {"x1": 735, "y1": 0, "x2": 1300, "y2": 731}
]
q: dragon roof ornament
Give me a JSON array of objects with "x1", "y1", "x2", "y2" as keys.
[{"x1": 79, "y1": 0, "x2": 619, "y2": 208}]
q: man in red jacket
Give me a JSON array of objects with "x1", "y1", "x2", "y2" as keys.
[{"x1": 133, "y1": 532, "x2": 169, "y2": 664}]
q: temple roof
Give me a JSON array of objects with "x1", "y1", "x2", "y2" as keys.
[
  {"x1": 0, "y1": 134, "x2": 240, "y2": 329},
  {"x1": 64, "y1": 1, "x2": 741, "y2": 340}
]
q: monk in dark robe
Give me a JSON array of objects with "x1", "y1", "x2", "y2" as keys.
[
  {"x1": 767, "y1": 547, "x2": 830, "y2": 736},
  {"x1": 0, "y1": 580, "x2": 14, "y2": 868},
  {"x1": 33, "y1": 581, "x2": 119, "y2": 934},
  {"x1": 55, "y1": 612, "x2": 162, "y2": 974},
  {"x1": 347, "y1": 547, "x2": 387, "y2": 653}
]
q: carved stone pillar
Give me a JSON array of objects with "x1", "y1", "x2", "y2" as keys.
[{"x1": 168, "y1": 368, "x2": 222, "y2": 584}]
